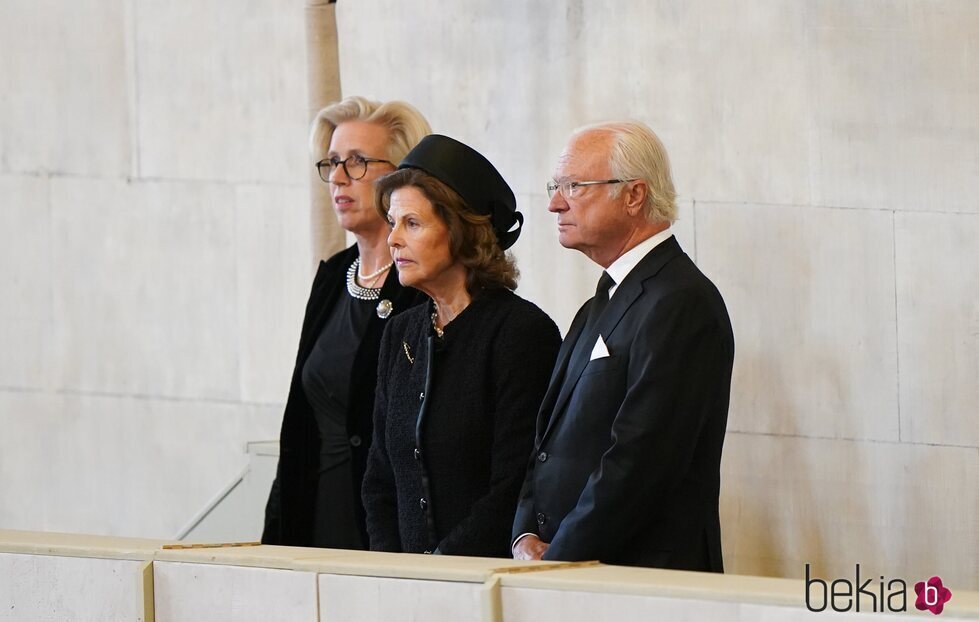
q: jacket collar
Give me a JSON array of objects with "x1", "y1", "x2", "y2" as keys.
[{"x1": 539, "y1": 236, "x2": 683, "y2": 444}]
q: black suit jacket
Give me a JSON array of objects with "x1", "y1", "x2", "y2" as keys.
[
  {"x1": 512, "y1": 236, "x2": 734, "y2": 570},
  {"x1": 262, "y1": 244, "x2": 426, "y2": 546}
]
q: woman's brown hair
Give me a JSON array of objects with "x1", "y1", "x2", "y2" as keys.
[{"x1": 376, "y1": 168, "x2": 518, "y2": 295}]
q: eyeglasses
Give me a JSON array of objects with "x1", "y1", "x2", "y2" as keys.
[
  {"x1": 316, "y1": 154, "x2": 394, "y2": 183},
  {"x1": 546, "y1": 179, "x2": 637, "y2": 199}
]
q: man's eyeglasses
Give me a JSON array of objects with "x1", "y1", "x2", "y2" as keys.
[
  {"x1": 546, "y1": 179, "x2": 637, "y2": 200},
  {"x1": 316, "y1": 154, "x2": 393, "y2": 183}
]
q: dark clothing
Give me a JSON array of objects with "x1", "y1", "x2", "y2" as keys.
[
  {"x1": 512, "y1": 237, "x2": 735, "y2": 571},
  {"x1": 363, "y1": 289, "x2": 561, "y2": 557},
  {"x1": 302, "y1": 292, "x2": 374, "y2": 548},
  {"x1": 262, "y1": 244, "x2": 426, "y2": 548}
]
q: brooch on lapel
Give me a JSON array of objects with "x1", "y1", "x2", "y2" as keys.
[
  {"x1": 376, "y1": 299, "x2": 393, "y2": 319},
  {"x1": 402, "y1": 341, "x2": 414, "y2": 365}
]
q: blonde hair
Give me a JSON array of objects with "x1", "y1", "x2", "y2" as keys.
[
  {"x1": 309, "y1": 96, "x2": 432, "y2": 163},
  {"x1": 574, "y1": 120, "x2": 677, "y2": 224}
]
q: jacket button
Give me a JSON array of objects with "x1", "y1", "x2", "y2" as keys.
[
  {"x1": 349, "y1": 435, "x2": 362, "y2": 447},
  {"x1": 537, "y1": 451, "x2": 548, "y2": 463},
  {"x1": 413, "y1": 448, "x2": 421, "y2": 460},
  {"x1": 536, "y1": 512, "x2": 546, "y2": 526},
  {"x1": 419, "y1": 498, "x2": 428, "y2": 510}
]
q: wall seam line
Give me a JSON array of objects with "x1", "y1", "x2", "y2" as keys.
[{"x1": 892, "y1": 210, "x2": 903, "y2": 443}]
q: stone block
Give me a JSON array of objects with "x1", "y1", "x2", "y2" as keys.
[
  {"x1": 135, "y1": 0, "x2": 308, "y2": 184},
  {"x1": 0, "y1": 0, "x2": 130, "y2": 176},
  {"x1": 721, "y1": 433, "x2": 979, "y2": 589},
  {"x1": 50, "y1": 177, "x2": 239, "y2": 400},
  {"x1": 0, "y1": 553, "x2": 146, "y2": 620},
  {"x1": 0, "y1": 175, "x2": 51, "y2": 389},
  {"x1": 680, "y1": 0, "x2": 811, "y2": 206},
  {"x1": 807, "y1": 1, "x2": 979, "y2": 212},
  {"x1": 895, "y1": 212, "x2": 979, "y2": 447},
  {"x1": 235, "y1": 183, "x2": 311, "y2": 405},
  {"x1": 318, "y1": 574, "x2": 480, "y2": 622},
  {"x1": 154, "y1": 561, "x2": 318, "y2": 621},
  {"x1": 502, "y1": 586, "x2": 739, "y2": 622},
  {"x1": 0, "y1": 390, "x2": 279, "y2": 538},
  {"x1": 697, "y1": 202, "x2": 899, "y2": 441}
]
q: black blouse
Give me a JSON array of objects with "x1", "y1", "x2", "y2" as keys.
[{"x1": 301, "y1": 291, "x2": 375, "y2": 548}]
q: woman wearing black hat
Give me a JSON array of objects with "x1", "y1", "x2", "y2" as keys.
[
  {"x1": 361, "y1": 135, "x2": 562, "y2": 557},
  {"x1": 262, "y1": 97, "x2": 431, "y2": 549}
]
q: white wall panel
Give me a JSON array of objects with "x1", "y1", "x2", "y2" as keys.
[
  {"x1": 135, "y1": 0, "x2": 308, "y2": 184},
  {"x1": 50, "y1": 177, "x2": 239, "y2": 400},
  {"x1": 721, "y1": 433, "x2": 979, "y2": 587},
  {"x1": 807, "y1": 1, "x2": 979, "y2": 213},
  {"x1": 235, "y1": 183, "x2": 311, "y2": 404},
  {"x1": 155, "y1": 560, "x2": 318, "y2": 622},
  {"x1": 0, "y1": 391, "x2": 278, "y2": 538},
  {"x1": 318, "y1": 574, "x2": 481, "y2": 622},
  {"x1": 895, "y1": 212, "x2": 979, "y2": 447},
  {"x1": 697, "y1": 202, "x2": 899, "y2": 441},
  {"x1": 0, "y1": 553, "x2": 145, "y2": 621},
  {"x1": 0, "y1": 176, "x2": 51, "y2": 390},
  {"x1": 0, "y1": 0, "x2": 131, "y2": 177}
]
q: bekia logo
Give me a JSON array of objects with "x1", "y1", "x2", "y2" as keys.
[
  {"x1": 915, "y1": 576, "x2": 953, "y2": 615},
  {"x1": 805, "y1": 564, "x2": 953, "y2": 615}
]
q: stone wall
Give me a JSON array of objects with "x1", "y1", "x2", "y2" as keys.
[
  {"x1": 0, "y1": 0, "x2": 975, "y2": 589},
  {"x1": 0, "y1": 0, "x2": 311, "y2": 537}
]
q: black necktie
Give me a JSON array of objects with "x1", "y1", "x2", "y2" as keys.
[{"x1": 569, "y1": 271, "x2": 615, "y2": 364}]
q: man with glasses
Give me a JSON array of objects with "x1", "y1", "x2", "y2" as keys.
[{"x1": 511, "y1": 121, "x2": 734, "y2": 571}]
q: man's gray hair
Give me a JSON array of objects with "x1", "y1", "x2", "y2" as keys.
[{"x1": 574, "y1": 121, "x2": 677, "y2": 224}]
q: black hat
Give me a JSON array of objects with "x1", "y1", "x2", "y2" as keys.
[{"x1": 398, "y1": 134, "x2": 523, "y2": 250}]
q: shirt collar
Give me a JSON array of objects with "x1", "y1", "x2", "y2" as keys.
[{"x1": 606, "y1": 227, "x2": 673, "y2": 298}]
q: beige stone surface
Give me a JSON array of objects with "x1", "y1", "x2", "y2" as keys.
[
  {"x1": 502, "y1": 586, "x2": 743, "y2": 622},
  {"x1": 0, "y1": 176, "x2": 51, "y2": 390},
  {"x1": 0, "y1": 0, "x2": 131, "y2": 177},
  {"x1": 0, "y1": 391, "x2": 279, "y2": 539},
  {"x1": 50, "y1": 177, "x2": 239, "y2": 400},
  {"x1": 295, "y1": 549, "x2": 563, "y2": 583},
  {"x1": 235, "y1": 183, "x2": 311, "y2": 404},
  {"x1": 807, "y1": 1, "x2": 979, "y2": 213},
  {"x1": 0, "y1": 529, "x2": 171, "y2": 560},
  {"x1": 0, "y1": 553, "x2": 147, "y2": 621},
  {"x1": 319, "y1": 574, "x2": 481, "y2": 622},
  {"x1": 154, "y1": 560, "x2": 318, "y2": 622},
  {"x1": 134, "y1": 0, "x2": 308, "y2": 184},
  {"x1": 3, "y1": 531, "x2": 979, "y2": 619},
  {"x1": 697, "y1": 202, "x2": 900, "y2": 441},
  {"x1": 895, "y1": 212, "x2": 979, "y2": 447},
  {"x1": 721, "y1": 433, "x2": 979, "y2": 589}
]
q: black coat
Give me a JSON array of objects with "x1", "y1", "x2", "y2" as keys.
[
  {"x1": 513, "y1": 237, "x2": 735, "y2": 570},
  {"x1": 262, "y1": 245, "x2": 426, "y2": 546},
  {"x1": 363, "y1": 288, "x2": 561, "y2": 557}
]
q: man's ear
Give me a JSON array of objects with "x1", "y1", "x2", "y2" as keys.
[{"x1": 623, "y1": 180, "x2": 647, "y2": 217}]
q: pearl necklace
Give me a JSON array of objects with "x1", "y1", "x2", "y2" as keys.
[
  {"x1": 430, "y1": 311, "x2": 444, "y2": 338},
  {"x1": 359, "y1": 258, "x2": 394, "y2": 282},
  {"x1": 346, "y1": 257, "x2": 392, "y2": 300}
]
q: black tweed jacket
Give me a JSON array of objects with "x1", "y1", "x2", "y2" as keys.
[{"x1": 363, "y1": 288, "x2": 561, "y2": 557}]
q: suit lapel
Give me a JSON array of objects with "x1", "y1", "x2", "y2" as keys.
[{"x1": 540, "y1": 237, "x2": 684, "y2": 444}]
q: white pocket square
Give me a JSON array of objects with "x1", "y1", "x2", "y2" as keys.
[{"x1": 589, "y1": 335, "x2": 610, "y2": 360}]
